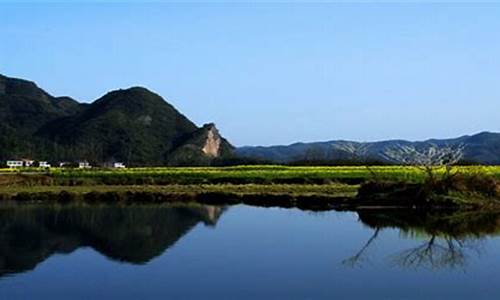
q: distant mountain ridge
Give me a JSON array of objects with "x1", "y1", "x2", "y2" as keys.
[
  {"x1": 0, "y1": 74, "x2": 233, "y2": 166},
  {"x1": 236, "y1": 132, "x2": 500, "y2": 165}
]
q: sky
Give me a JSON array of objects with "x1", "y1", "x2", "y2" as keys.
[{"x1": 1, "y1": 2, "x2": 499, "y2": 146}]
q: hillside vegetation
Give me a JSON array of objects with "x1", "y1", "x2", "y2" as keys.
[{"x1": 0, "y1": 74, "x2": 233, "y2": 165}]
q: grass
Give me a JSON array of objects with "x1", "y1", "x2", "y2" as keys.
[
  {"x1": 1, "y1": 165, "x2": 499, "y2": 209},
  {"x1": 4, "y1": 165, "x2": 500, "y2": 185},
  {"x1": 0, "y1": 183, "x2": 358, "y2": 198}
]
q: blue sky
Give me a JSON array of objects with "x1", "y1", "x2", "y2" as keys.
[{"x1": 1, "y1": 2, "x2": 499, "y2": 146}]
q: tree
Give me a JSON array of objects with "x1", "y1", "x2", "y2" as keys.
[{"x1": 384, "y1": 143, "x2": 466, "y2": 184}]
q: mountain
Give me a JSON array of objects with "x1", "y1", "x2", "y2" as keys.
[
  {"x1": 236, "y1": 132, "x2": 500, "y2": 165},
  {"x1": 0, "y1": 74, "x2": 233, "y2": 166}
]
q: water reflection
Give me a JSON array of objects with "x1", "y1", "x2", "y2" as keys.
[
  {"x1": 346, "y1": 210, "x2": 499, "y2": 270},
  {"x1": 0, "y1": 203, "x2": 225, "y2": 277},
  {"x1": 1, "y1": 203, "x2": 500, "y2": 280}
]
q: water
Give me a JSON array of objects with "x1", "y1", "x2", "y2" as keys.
[{"x1": 0, "y1": 203, "x2": 499, "y2": 299}]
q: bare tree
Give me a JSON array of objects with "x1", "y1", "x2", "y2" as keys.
[
  {"x1": 384, "y1": 144, "x2": 465, "y2": 166},
  {"x1": 383, "y1": 143, "x2": 466, "y2": 183}
]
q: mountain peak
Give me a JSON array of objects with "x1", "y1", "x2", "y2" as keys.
[
  {"x1": 0, "y1": 74, "x2": 48, "y2": 99},
  {"x1": 202, "y1": 122, "x2": 216, "y2": 129},
  {"x1": 101, "y1": 86, "x2": 159, "y2": 100},
  {"x1": 110, "y1": 86, "x2": 156, "y2": 95},
  {"x1": 90, "y1": 86, "x2": 175, "y2": 117}
]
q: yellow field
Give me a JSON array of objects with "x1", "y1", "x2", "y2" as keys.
[{"x1": 4, "y1": 165, "x2": 498, "y2": 185}]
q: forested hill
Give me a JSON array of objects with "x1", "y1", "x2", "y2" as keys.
[
  {"x1": 0, "y1": 74, "x2": 233, "y2": 166},
  {"x1": 236, "y1": 132, "x2": 500, "y2": 165}
]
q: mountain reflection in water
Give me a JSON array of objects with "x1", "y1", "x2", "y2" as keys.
[
  {"x1": 0, "y1": 203, "x2": 224, "y2": 277},
  {"x1": 346, "y1": 210, "x2": 500, "y2": 270},
  {"x1": 1, "y1": 203, "x2": 500, "y2": 279}
]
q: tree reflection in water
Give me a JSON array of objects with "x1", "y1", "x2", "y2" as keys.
[
  {"x1": 390, "y1": 235, "x2": 483, "y2": 270},
  {"x1": 345, "y1": 210, "x2": 497, "y2": 270},
  {"x1": 342, "y1": 228, "x2": 381, "y2": 268}
]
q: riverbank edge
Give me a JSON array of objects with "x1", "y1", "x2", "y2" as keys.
[{"x1": 0, "y1": 184, "x2": 492, "y2": 211}]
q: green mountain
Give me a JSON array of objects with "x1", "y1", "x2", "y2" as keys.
[{"x1": 0, "y1": 74, "x2": 233, "y2": 166}]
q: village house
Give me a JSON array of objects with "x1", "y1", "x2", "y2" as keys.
[
  {"x1": 6, "y1": 159, "x2": 35, "y2": 168},
  {"x1": 113, "y1": 162, "x2": 126, "y2": 168},
  {"x1": 38, "y1": 161, "x2": 51, "y2": 168},
  {"x1": 104, "y1": 162, "x2": 126, "y2": 169},
  {"x1": 6, "y1": 160, "x2": 23, "y2": 168},
  {"x1": 78, "y1": 161, "x2": 91, "y2": 169},
  {"x1": 23, "y1": 159, "x2": 35, "y2": 167}
]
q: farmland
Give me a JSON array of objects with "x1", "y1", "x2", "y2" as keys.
[
  {"x1": 0, "y1": 165, "x2": 499, "y2": 209},
  {"x1": 2, "y1": 165, "x2": 500, "y2": 185}
]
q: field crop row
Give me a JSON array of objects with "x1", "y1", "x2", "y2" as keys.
[{"x1": 35, "y1": 165, "x2": 500, "y2": 185}]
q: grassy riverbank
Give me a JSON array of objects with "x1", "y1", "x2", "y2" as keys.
[
  {"x1": 0, "y1": 183, "x2": 358, "y2": 198},
  {"x1": 0, "y1": 184, "x2": 357, "y2": 211},
  {"x1": 0, "y1": 166, "x2": 499, "y2": 210}
]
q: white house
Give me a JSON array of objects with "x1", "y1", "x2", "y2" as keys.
[
  {"x1": 78, "y1": 161, "x2": 91, "y2": 169},
  {"x1": 39, "y1": 161, "x2": 51, "y2": 168},
  {"x1": 6, "y1": 160, "x2": 34, "y2": 168},
  {"x1": 22, "y1": 159, "x2": 34, "y2": 167},
  {"x1": 6, "y1": 160, "x2": 23, "y2": 168},
  {"x1": 113, "y1": 162, "x2": 126, "y2": 169},
  {"x1": 103, "y1": 162, "x2": 126, "y2": 169}
]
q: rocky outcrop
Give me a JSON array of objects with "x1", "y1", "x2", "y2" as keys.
[
  {"x1": 167, "y1": 123, "x2": 234, "y2": 166},
  {"x1": 202, "y1": 124, "x2": 222, "y2": 157}
]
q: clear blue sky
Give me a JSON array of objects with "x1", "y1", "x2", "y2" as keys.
[{"x1": 1, "y1": 2, "x2": 499, "y2": 146}]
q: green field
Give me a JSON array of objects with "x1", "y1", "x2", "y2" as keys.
[
  {"x1": 0, "y1": 165, "x2": 499, "y2": 208},
  {"x1": 5, "y1": 165, "x2": 499, "y2": 185}
]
